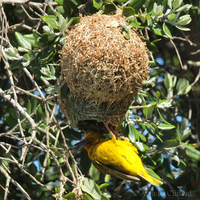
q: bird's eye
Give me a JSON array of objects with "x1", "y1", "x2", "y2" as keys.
[{"x1": 86, "y1": 138, "x2": 92, "y2": 143}]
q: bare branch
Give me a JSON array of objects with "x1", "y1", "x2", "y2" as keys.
[
  {"x1": 0, "y1": 166, "x2": 31, "y2": 200},
  {"x1": 1, "y1": 0, "x2": 58, "y2": 7},
  {"x1": 170, "y1": 39, "x2": 183, "y2": 69}
]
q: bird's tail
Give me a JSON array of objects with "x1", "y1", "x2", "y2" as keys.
[
  {"x1": 148, "y1": 175, "x2": 163, "y2": 186},
  {"x1": 140, "y1": 173, "x2": 163, "y2": 186}
]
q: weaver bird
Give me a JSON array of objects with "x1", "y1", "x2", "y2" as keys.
[{"x1": 76, "y1": 132, "x2": 163, "y2": 186}]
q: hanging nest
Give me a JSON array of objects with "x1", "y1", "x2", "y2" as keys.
[{"x1": 59, "y1": 12, "x2": 149, "y2": 132}]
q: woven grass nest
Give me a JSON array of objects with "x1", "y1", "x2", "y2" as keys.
[{"x1": 59, "y1": 12, "x2": 149, "y2": 132}]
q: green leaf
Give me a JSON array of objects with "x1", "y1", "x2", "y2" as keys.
[
  {"x1": 40, "y1": 46, "x2": 55, "y2": 63},
  {"x1": 101, "y1": 194, "x2": 110, "y2": 200},
  {"x1": 4, "y1": 109, "x2": 17, "y2": 127},
  {"x1": 177, "y1": 14, "x2": 191, "y2": 26},
  {"x1": 80, "y1": 150, "x2": 91, "y2": 176},
  {"x1": 41, "y1": 65, "x2": 56, "y2": 80},
  {"x1": 130, "y1": 17, "x2": 144, "y2": 29},
  {"x1": 15, "y1": 32, "x2": 32, "y2": 50},
  {"x1": 103, "y1": 4, "x2": 116, "y2": 14},
  {"x1": 143, "y1": 143, "x2": 150, "y2": 151},
  {"x1": 167, "y1": 13, "x2": 176, "y2": 21},
  {"x1": 56, "y1": 5, "x2": 65, "y2": 14},
  {"x1": 172, "y1": 0, "x2": 183, "y2": 9},
  {"x1": 158, "y1": 123, "x2": 175, "y2": 130},
  {"x1": 99, "y1": 183, "x2": 109, "y2": 190},
  {"x1": 182, "y1": 127, "x2": 191, "y2": 140},
  {"x1": 37, "y1": 106, "x2": 43, "y2": 121},
  {"x1": 135, "y1": 94, "x2": 143, "y2": 104},
  {"x1": 24, "y1": 32, "x2": 39, "y2": 48},
  {"x1": 26, "y1": 101, "x2": 31, "y2": 115},
  {"x1": 164, "y1": 139, "x2": 179, "y2": 148},
  {"x1": 134, "y1": 141, "x2": 145, "y2": 152},
  {"x1": 89, "y1": 165, "x2": 100, "y2": 181},
  {"x1": 164, "y1": 72, "x2": 175, "y2": 91},
  {"x1": 71, "y1": 17, "x2": 80, "y2": 25},
  {"x1": 123, "y1": 6, "x2": 135, "y2": 17},
  {"x1": 60, "y1": 84, "x2": 70, "y2": 99},
  {"x1": 31, "y1": 56, "x2": 41, "y2": 79},
  {"x1": 146, "y1": 40, "x2": 158, "y2": 51},
  {"x1": 162, "y1": 158, "x2": 173, "y2": 180},
  {"x1": 83, "y1": 194, "x2": 93, "y2": 200},
  {"x1": 175, "y1": 25, "x2": 190, "y2": 31},
  {"x1": 171, "y1": 155, "x2": 180, "y2": 167},
  {"x1": 139, "y1": 132, "x2": 146, "y2": 142},
  {"x1": 45, "y1": 85, "x2": 61, "y2": 94},
  {"x1": 157, "y1": 99, "x2": 173, "y2": 109},
  {"x1": 174, "y1": 170, "x2": 194, "y2": 186},
  {"x1": 22, "y1": 53, "x2": 30, "y2": 68},
  {"x1": 57, "y1": 13, "x2": 67, "y2": 32},
  {"x1": 9, "y1": 60, "x2": 23, "y2": 70},
  {"x1": 128, "y1": 0, "x2": 146, "y2": 12},
  {"x1": 114, "y1": 0, "x2": 127, "y2": 2},
  {"x1": 143, "y1": 103, "x2": 154, "y2": 120},
  {"x1": 28, "y1": 163, "x2": 37, "y2": 176},
  {"x1": 146, "y1": 168, "x2": 162, "y2": 181},
  {"x1": 164, "y1": 73, "x2": 176, "y2": 90},
  {"x1": 4, "y1": 46, "x2": 21, "y2": 60},
  {"x1": 152, "y1": 3, "x2": 164, "y2": 16},
  {"x1": 55, "y1": 0, "x2": 63, "y2": 5},
  {"x1": 175, "y1": 4, "x2": 192, "y2": 12},
  {"x1": 37, "y1": 34, "x2": 49, "y2": 47},
  {"x1": 41, "y1": 15, "x2": 58, "y2": 29},
  {"x1": 151, "y1": 24, "x2": 163, "y2": 36},
  {"x1": 176, "y1": 78, "x2": 191, "y2": 95},
  {"x1": 63, "y1": 0, "x2": 79, "y2": 17},
  {"x1": 129, "y1": 125, "x2": 146, "y2": 142},
  {"x1": 138, "y1": 13, "x2": 146, "y2": 23},
  {"x1": 167, "y1": 0, "x2": 172, "y2": 8},
  {"x1": 156, "y1": 108, "x2": 172, "y2": 125},
  {"x1": 45, "y1": 166, "x2": 60, "y2": 181},
  {"x1": 63, "y1": 192, "x2": 75, "y2": 200},
  {"x1": 180, "y1": 117, "x2": 188, "y2": 133},
  {"x1": 104, "y1": 174, "x2": 110, "y2": 183},
  {"x1": 81, "y1": 177, "x2": 101, "y2": 199},
  {"x1": 42, "y1": 25, "x2": 54, "y2": 34},
  {"x1": 163, "y1": 23, "x2": 173, "y2": 39},
  {"x1": 185, "y1": 145, "x2": 200, "y2": 161},
  {"x1": 155, "y1": 91, "x2": 160, "y2": 100},
  {"x1": 30, "y1": 97, "x2": 38, "y2": 113},
  {"x1": 93, "y1": 0, "x2": 103, "y2": 9},
  {"x1": 128, "y1": 124, "x2": 139, "y2": 142}
]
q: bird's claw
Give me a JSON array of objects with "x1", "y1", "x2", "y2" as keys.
[{"x1": 103, "y1": 117, "x2": 129, "y2": 141}]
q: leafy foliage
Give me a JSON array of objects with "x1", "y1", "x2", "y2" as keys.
[{"x1": 0, "y1": 0, "x2": 200, "y2": 200}]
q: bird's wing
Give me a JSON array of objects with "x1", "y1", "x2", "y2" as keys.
[{"x1": 93, "y1": 159, "x2": 141, "y2": 182}]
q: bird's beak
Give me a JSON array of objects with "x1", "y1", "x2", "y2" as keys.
[{"x1": 74, "y1": 140, "x2": 86, "y2": 146}]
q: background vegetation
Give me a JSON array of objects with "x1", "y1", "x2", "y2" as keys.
[{"x1": 0, "y1": 0, "x2": 200, "y2": 199}]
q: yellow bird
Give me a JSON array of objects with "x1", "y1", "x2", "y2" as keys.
[{"x1": 77, "y1": 132, "x2": 163, "y2": 186}]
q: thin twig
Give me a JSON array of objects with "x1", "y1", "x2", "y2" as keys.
[
  {"x1": 20, "y1": 5, "x2": 40, "y2": 20},
  {"x1": 191, "y1": 68, "x2": 200, "y2": 87},
  {"x1": 23, "y1": 68, "x2": 45, "y2": 99},
  {"x1": 4, "y1": 176, "x2": 10, "y2": 200},
  {"x1": 41, "y1": 103, "x2": 57, "y2": 181},
  {"x1": 0, "y1": 144, "x2": 54, "y2": 192},
  {"x1": 2, "y1": 45, "x2": 29, "y2": 165},
  {"x1": 0, "y1": 166, "x2": 31, "y2": 200},
  {"x1": 0, "y1": 88, "x2": 37, "y2": 156},
  {"x1": 170, "y1": 39, "x2": 183, "y2": 69},
  {"x1": 1, "y1": 0, "x2": 58, "y2": 7}
]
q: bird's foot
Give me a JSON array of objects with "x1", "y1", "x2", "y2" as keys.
[{"x1": 103, "y1": 118, "x2": 129, "y2": 141}]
